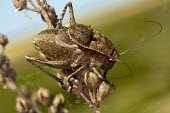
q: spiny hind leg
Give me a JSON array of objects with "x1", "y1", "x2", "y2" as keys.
[
  {"x1": 25, "y1": 56, "x2": 63, "y2": 83},
  {"x1": 57, "y1": 2, "x2": 76, "y2": 28},
  {"x1": 25, "y1": 55, "x2": 71, "y2": 69}
]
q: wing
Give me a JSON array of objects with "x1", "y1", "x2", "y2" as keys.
[
  {"x1": 89, "y1": 29, "x2": 114, "y2": 57},
  {"x1": 34, "y1": 28, "x2": 81, "y2": 61},
  {"x1": 55, "y1": 27, "x2": 79, "y2": 49},
  {"x1": 68, "y1": 24, "x2": 114, "y2": 57}
]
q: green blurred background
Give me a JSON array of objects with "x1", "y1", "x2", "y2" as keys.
[{"x1": 1, "y1": 0, "x2": 170, "y2": 113}]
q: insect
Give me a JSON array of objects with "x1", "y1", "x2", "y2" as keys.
[
  {"x1": 25, "y1": 2, "x2": 162, "y2": 90},
  {"x1": 25, "y1": 2, "x2": 119, "y2": 87}
]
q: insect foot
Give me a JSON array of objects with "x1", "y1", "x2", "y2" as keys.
[{"x1": 56, "y1": 68, "x2": 114, "y2": 113}]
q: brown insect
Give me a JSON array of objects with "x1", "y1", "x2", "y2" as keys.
[
  {"x1": 24, "y1": 2, "x2": 162, "y2": 113},
  {"x1": 25, "y1": 2, "x2": 119, "y2": 87},
  {"x1": 25, "y1": 2, "x2": 162, "y2": 90}
]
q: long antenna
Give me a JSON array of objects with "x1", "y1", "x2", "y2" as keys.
[
  {"x1": 120, "y1": 21, "x2": 162, "y2": 55},
  {"x1": 112, "y1": 59, "x2": 132, "y2": 79}
]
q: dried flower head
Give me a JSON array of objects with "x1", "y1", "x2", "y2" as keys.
[
  {"x1": 37, "y1": 87, "x2": 52, "y2": 106},
  {"x1": 12, "y1": 0, "x2": 27, "y2": 11},
  {"x1": 84, "y1": 71, "x2": 102, "y2": 88},
  {"x1": 16, "y1": 97, "x2": 31, "y2": 113},
  {"x1": 50, "y1": 93, "x2": 68, "y2": 113},
  {"x1": 97, "y1": 81, "x2": 113, "y2": 102},
  {"x1": 53, "y1": 93, "x2": 65, "y2": 107},
  {"x1": 0, "y1": 34, "x2": 8, "y2": 48}
]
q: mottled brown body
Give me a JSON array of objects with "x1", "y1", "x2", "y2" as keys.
[
  {"x1": 32, "y1": 27, "x2": 82, "y2": 69},
  {"x1": 31, "y1": 25, "x2": 116, "y2": 71},
  {"x1": 25, "y1": 2, "x2": 118, "y2": 87},
  {"x1": 68, "y1": 24, "x2": 119, "y2": 70},
  {"x1": 24, "y1": 3, "x2": 117, "y2": 112},
  {"x1": 69, "y1": 24, "x2": 115, "y2": 58}
]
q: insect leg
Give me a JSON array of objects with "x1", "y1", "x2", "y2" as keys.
[
  {"x1": 57, "y1": 2, "x2": 76, "y2": 28},
  {"x1": 67, "y1": 65, "x2": 86, "y2": 80},
  {"x1": 25, "y1": 55, "x2": 71, "y2": 69},
  {"x1": 26, "y1": 57, "x2": 63, "y2": 83},
  {"x1": 92, "y1": 67, "x2": 114, "y2": 87},
  {"x1": 103, "y1": 70, "x2": 108, "y2": 78}
]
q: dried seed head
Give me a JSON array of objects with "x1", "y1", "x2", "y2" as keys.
[
  {"x1": 97, "y1": 81, "x2": 113, "y2": 102},
  {"x1": 84, "y1": 71, "x2": 102, "y2": 88},
  {"x1": 0, "y1": 34, "x2": 8, "y2": 48},
  {"x1": 16, "y1": 97, "x2": 31, "y2": 113},
  {"x1": 37, "y1": 87, "x2": 52, "y2": 106},
  {"x1": 50, "y1": 93, "x2": 68, "y2": 113},
  {"x1": 12, "y1": 0, "x2": 27, "y2": 11},
  {"x1": 53, "y1": 93, "x2": 65, "y2": 107}
]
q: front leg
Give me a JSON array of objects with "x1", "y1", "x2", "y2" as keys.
[
  {"x1": 92, "y1": 67, "x2": 114, "y2": 87},
  {"x1": 57, "y1": 2, "x2": 76, "y2": 28}
]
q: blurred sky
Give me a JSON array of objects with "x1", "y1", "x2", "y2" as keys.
[{"x1": 0, "y1": 0, "x2": 139, "y2": 40}]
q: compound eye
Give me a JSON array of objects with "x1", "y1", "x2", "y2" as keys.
[{"x1": 109, "y1": 58, "x2": 117, "y2": 62}]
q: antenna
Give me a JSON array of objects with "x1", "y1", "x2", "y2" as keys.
[
  {"x1": 120, "y1": 21, "x2": 162, "y2": 55},
  {"x1": 111, "y1": 59, "x2": 132, "y2": 79}
]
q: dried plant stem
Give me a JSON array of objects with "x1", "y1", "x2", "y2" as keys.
[
  {"x1": 40, "y1": 8, "x2": 54, "y2": 28},
  {"x1": 25, "y1": 6, "x2": 40, "y2": 12},
  {"x1": 28, "y1": 0, "x2": 55, "y2": 28},
  {"x1": 27, "y1": 0, "x2": 39, "y2": 10},
  {"x1": 5, "y1": 77, "x2": 41, "y2": 113},
  {"x1": 13, "y1": 0, "x2": 55, "y2": 28}
]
